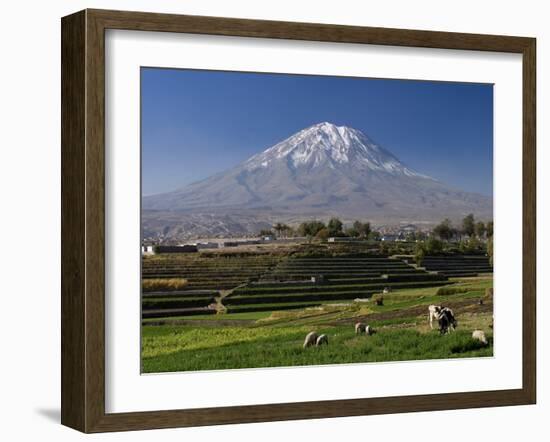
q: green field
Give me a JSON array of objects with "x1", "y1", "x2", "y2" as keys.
[
  {"x1": 141, "y1": 251, "x2": 494, "y2": 373},
  {"x1": 142, "y1": 325, "x2": 492, "y2": 373}
]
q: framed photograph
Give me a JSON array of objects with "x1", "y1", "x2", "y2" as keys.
[{"x1": 61, "y1": 9, "x2": 536, "y2": 433}]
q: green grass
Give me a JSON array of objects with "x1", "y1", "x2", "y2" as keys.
[
  {"x1": 226, "y1": 300, "x2": 325, "y2": 313},
  {"x1": 142, "y1": 311, "x2": 273, "y2": 323},
  {"x1": 233, "y1": 277, "x2": 446, "y2": 296},
  {"x1": 142, "y1": 297, "x2": 214, "y2": 309},
  {"x1": 140, "y1": 253, "x2": 493, "y2": 373},
  {"x1": 141, "y1": 325, "x2": 493, "y2": 373},
  {"x1": 368, "y1": 291, "x2": 484, "y2": 313}
]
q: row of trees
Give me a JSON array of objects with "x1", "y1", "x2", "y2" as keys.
[
  {"x1": 261, "y1": 218, "x2": 375, "y2": 241},
  {"x1": 433, "y1": 214, "x2": 493, "y2": 241},
  {"x1": 298, "y1": 218, "x2": 372, "y2": 239},
  {"x1": 298, "y1": 218, "x2": 376, "y2": 240},
  {"x1": 414, "y1": 215, "x2": 494, "y2": 265}
]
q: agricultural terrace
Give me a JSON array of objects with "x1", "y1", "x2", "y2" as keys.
[{"x1": 141, "y1": 243, "x2": 493, "y2": 372}]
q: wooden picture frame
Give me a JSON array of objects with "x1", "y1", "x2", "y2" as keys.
[{"x1": 61, "y1": 8, "x2": 536, "y2": 433}]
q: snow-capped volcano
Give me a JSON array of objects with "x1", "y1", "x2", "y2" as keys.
[
  {"x1": 245, "y1": 122, "x2": 429, "y2": 179},
  {"x1": 142, "y1": 122, "x2": 492, "y2": 238}
]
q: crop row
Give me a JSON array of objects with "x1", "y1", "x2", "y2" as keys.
[
  {"x1": 142, "y1": 290, "x2": 217, "y2": 298},
  {"x1": 421, "y1": 260, "x2": 491, "y2": 266},
  {"x1": 275, "y1": 264, "x2": 418, "y2": 271},
  {"x1": 233, "y1": 274, "x2": 447, "y2": 296},
  {"x1": 143, "y1": 259, "x2": 279, "y2": 266},
  {"x1": 142, "y1": 296, "x2": 215, "y2": 310},
  {"x1": 142, "y1": 307, "x2": 216, "y2": 319},
  {"x1": 224, "y1": 291, "x2": 378, "y2": 305},
  {"x1": 225, "y1": 280, "x2": 451, "y2": 305},
  {"x1": 142, "y1": 270, "x2": 270, "y2": 277},
  {"x1": 272, "y1": 267, "x2": 421, "y2": 274},
  {"x1": 225, "y1": 301, "x2": 324, "y2": 313}
]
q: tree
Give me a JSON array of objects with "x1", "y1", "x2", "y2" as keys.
[
  {"x1": 487, "y1": 236, "x2": 494, "y2": 266},
  {"x1": 486, "y1": 221, "x2": 494, "y2": 238},
  {"x1": 281, "y1": 224, "x2": 293, "y2": 238},
  {"x1": 345, "y1": 227, "x2": 360, "y2": 238},
  {"x1": 415, "y1": 231, "x2": 427, "y2": 241},
  {"x1": 475, "y1": 221, "x2": 486, "y2": 238},
  {"x1": 327, "y1": 217, "x2": 344, "y2": 236},
  {"x1": 459, "y1": 236, "x2": 481, "y2": 253},
  {"x1": 462, "y1": 213, "x2": 475, "y2": 237},
  {"x1": 315, "y1": 228, "x2": 330, "y2": 240},
  {"x1": 273, "y1": 223, "x2": 284, "y2": 237},
  {"x1": 259, "y1": 229, "x2": 273, "y2": 237},
  {"x1": 433, "y1": 218, "x2": 454, "y2": 241},
  {"x1": 405, "y1": 232, "x2": 417, "y2": 242},
  {"x1": 368, "y1": 231, "x2": 381, "y2": 241},
  {"x1": 298, "y1": 220, "x2": 326, "y2": 237},
  {"x1": 414, "y1": 243, "x2": 425, "y2": 266},
  {"x1": 425, "y1": 237, "x2": 443, "y2": 254},
  {"x1": 352, "y1": 220, "x2": 371, "y2": 238}
]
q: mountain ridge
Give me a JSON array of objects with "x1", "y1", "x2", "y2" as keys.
[{"x1": 142, "y1": 122, "x2": 492, "y2": 239}]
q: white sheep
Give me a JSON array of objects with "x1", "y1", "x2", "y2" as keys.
[
  {"x1": 303, "y1": 331, "x2": 318, "y2": 348},
  {"x1": 355, "y1": 322, "x2": 366, "y2": 334},
  {"x1": 316, "y1": 334, "x2": 329, "y2": 346},
  {"x1": 365, "y1": 325, "x2": 375, "y2": 336},
  {"x1": 472, "y1": 330, "x2": 488, "y2": 345}
]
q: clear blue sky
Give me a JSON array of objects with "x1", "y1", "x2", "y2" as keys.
[{"x1": 141, "y1": 68, "x2": 493, "y2": 196}]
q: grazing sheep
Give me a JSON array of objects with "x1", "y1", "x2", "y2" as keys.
[
  {"x1": 365, "y1": 325, "x2": 375, "y2": 336},
  {"x1": 383, "y1": 287, "x2": 392, "y2": 294},
  {"x1": 428, "y1": 305, "x2": 442, "y2": 329},
  {"x1": 375, "y1": 296, "x2": 384, "y2": 306},
  {"x1": 316, "y1": 334, "x2": 329, "y2": 346},
  {"x1": 303, "y1": 331, "x2": 318, "y2": 348},
  {"x1": 355, "y1": 322, "x2": 366, "y2": 334},
  {"x1": 472, "y1": 330, "x2": 488, "y2": 345}
]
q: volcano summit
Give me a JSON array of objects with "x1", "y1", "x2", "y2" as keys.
[{"x1": 142, "y1": 122, "x2": 491, "y2": 239}]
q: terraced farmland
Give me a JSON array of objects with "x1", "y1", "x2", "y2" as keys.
[
  {"x1": 141, "y1": 276, "x2": 494, "y2": 373},
  {"x1": 223, "y1": 256, "x2": 450, "y2": 314},
  {"x1": 142, "y1": 290, "x2": 218, "y2": 319},
  {"x1": 141, "y1": 254, "x2": 281, "y2": 318},
  {"x1": 141, "y1": 252, "x2": 494, "y2": 320},
  {"x1": 420, "y1": 255, "x2": 493, "y2": 277},
  {"x1": 142, "y1": 254, "x2": 280, "y2": 289}
]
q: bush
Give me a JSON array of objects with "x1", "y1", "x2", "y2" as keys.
[
  {"x1": 315, "y1": 228, "x2": 330, "y2": 240},
  {"x1": 459, "y1": 236, "x2": 484, "y2": 253},
  {"x1": 414, "y1": 245, "x2": 425, "y2": 266},
  {"x1": 142, "y1": 278, "x2": 188, "y2": 292},
  {"x1": 436, "y1": 286, "x2": 469, "y2": 296},
  {"x1": 425, "y1": 237, "x2": 444, "y2": 254}
]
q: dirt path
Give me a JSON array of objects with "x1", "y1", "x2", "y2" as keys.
[
  {"x1": 213, "y1": 283, "x2": 248, "y2": 312},
  {"x1": 330, "y1": 298, "x2": 493, "y2": 325}
]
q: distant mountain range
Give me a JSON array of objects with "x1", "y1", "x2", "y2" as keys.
[{"x1": 142, "y1": 122, "x2": 492, "y2": 240}]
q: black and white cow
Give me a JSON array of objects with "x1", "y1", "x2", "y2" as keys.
[{"x1": 437, "y1": 307, "x2": 457, "y2": 334}]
